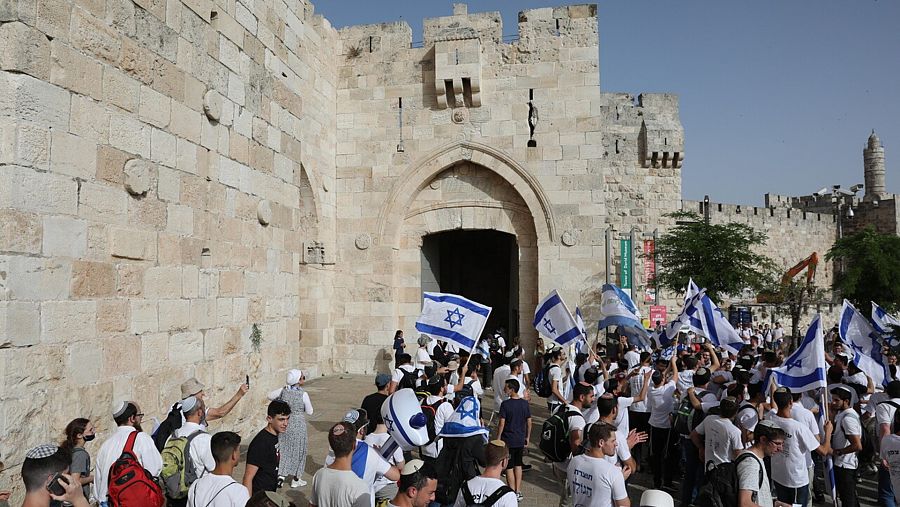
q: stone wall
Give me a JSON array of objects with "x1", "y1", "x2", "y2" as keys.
[{"x1": 0, "y1": 0, "x2": 337, "y2": 489}]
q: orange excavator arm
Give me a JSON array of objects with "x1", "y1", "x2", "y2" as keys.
[{"x1": 780, "y1": 252, "x2": 819, "y2": 286}]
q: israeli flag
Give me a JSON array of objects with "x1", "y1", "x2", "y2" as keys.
[
  {"x1": 533, "y1": 290, "x2": 581, "y2": 346},
  {"x1": 575, "y1": 307, "x2": 589, "y2": 355},
  {"x1": 685, "y1": 278, "x2": 701, "y2": 302},
  {"x1": 769, "y1": 314, "x2": 827, "y2": 393},
  {"x1": 839, "y1": 299, "x2": 888, "y2": 387},
  {"x1": 598, "y1": 284, "x2": 652, "y2": 349},
  {"x1": 415, "y1": 292, "x2": 491, "y2": 352},
  {"x1": 872, "y1": 302, "x2": 900, "y2": 348},
  {"x1": 694, "y1": 293, "x2": 745, "y2": 356},
  {"x1": 654, "y1": 290, "x2": 704, "y2": 347}
]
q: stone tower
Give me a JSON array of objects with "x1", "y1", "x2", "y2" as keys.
[{"x1": 864, "y1": 130, "x2": 887, "y2": 201}]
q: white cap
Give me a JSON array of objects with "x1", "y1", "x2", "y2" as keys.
[{"x1": 286, "y1": 369, "x2": 303, "y2": 385}]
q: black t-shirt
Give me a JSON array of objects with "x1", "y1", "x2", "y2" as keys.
[
  {"x1": 246, "y1": 429, "x2": 280, "y2": 493},
  {"x1": 361, "y1": 392, "x2": 388, "y2": 430}
]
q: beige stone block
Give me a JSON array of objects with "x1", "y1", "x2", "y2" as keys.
[
  {"x1": 71, "y1": 8, "x2": 122, "y2": 64},
  {"x1": 95, "y1": 299, "x2": 128, "y2": 333},
  {"x1": 157, "y1": 166, "x2": 181, "y2": 202},
  {"x1": 50, "y1": 131, "x2": 97, "y2": 179},
  {"x1": 0, "y1": 165, "x2": 77, "y2": 215},
  {"x1": 108, "y1": 112, "x2": 151, "y2": 157},
  {"x1": 103, "y1": 68, "x2": 139, "y2": 112},
  {"x1": 168, "y1": 330, "x2": 203, "y2": 365},
  {"x1": 96, "y1": 144, "x2": 129, "y2": 184},
  {"x1": 109, "y1": 226, "x2": 156, "y2": 260},
  {"x1": 5, "y1": 256, "x2": 71, "y2": 300},
  {"x1": 127, "y1": 196, "x2": 167, "y2": 229},
  {"x1": 79, "y1": 181, "x2": 128, "y2": 223},
  {"x1": 133, "y1": 0, "x2": 164, "y2": 21},
  {"x1": 41, "y1": 300, "x2": 96, "y2": 343},
  {"x1": 212, "y1": 10, "x2": 243, "y2": 47},
  {"x1": 116, "y1": 263, "x2": 143, "y2": 296},
  {"x1": 0, "y1": 121, "x2": 51, "y2": 169},
  {"x1": 139, "y1": 85, "x2": 171, "y2": 128},
  {"x1": 151, "y1": 128, "x2": 176, "y2": 168},
  {"x1": 0, "y1": 22, "x2": 50, "y2": 80},
  {"x1": 158, "y1": 298, "x2": 190, "y2": 331},
  {"x1": 170, "y1": 101, "x2": 201, "y2": 143},
  {"x1": 42, "y1": 216, "x2": 87, "y2": 258},
  {"x1": 190, "y1": 298, "x2": 216, "y2": 329},
  {"x1": 130, "y1": 299, "x2": 157, "y2": 333},
  {"x1": 0, "y1": 72, "x2": 70, "y2": 130},
  {"x1": 50, "y1": 40, "x2": 102, "y2": 99},
  {"x1": 218, "y1": 270, "x2": 243, "y2": 296},
  {"x1": 215, "y1": 297, "x2": 232, "y2": 326},
  {"x1": 143, "y1": 266, "x2": 182, "y2": 298},
  {"x1": 68, "y1": 343, "x2": 103, "y2": 385},
  {"x1": 0, "y1": 301, "x2": 40, "y2": 347},
  {"x1": 182, "y1": 265, "x2": 199, "y2": 298},
  {"x1": 166, "y1": 204, "x2": 193, "y2": 235},
  {"x1": 0, "y1": 209, "x2": 42, "y2": 254},
  {"x1": 104, "y1": 334, "x2": 141, "y2": 376},
  {"x1": 36, "y1": 0, "x2": 71, "y2": 40},
  {"x1": 71, "y1": 260, "x2": 116, "y2": 298},
  {"x1": 70, "y1": 94, "x2": 110, "y2": 144}
]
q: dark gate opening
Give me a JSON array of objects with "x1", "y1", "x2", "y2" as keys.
[{"x1": 421, "y1": 229, "x2": 518, "y2": 338}]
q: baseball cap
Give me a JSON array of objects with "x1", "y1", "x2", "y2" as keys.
[
  {"x1": 375, "y1": 373, "x2": 391, "y2": 388},
  {"x1": 181, "y1": 377, "x2": 205, "y2": 398}
]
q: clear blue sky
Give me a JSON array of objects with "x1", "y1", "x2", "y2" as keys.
[{"x1": 316, "y1": 1, "x2": 900, "y2": 205}]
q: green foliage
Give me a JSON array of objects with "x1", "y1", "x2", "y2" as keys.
[
  {"x1": 650, "y1": 211, "x2": 777, "y2": 303},
  {"x1": 250, "y1": 323, "x2": 263, "y2": 353},
  {"x1": 772, "y1": 281, "x2": 831, "y2": 345},
  {"x1": 826, "y1": 226, "x2": 900, "y2": 313}
]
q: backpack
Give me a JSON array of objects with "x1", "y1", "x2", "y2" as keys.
[
  {"x1": 107, "y1": 431, "x2": 165, "y2": 507},
  {"x1": 433, "y1": 439, "x2": 471, "y2": 504},
  {"x1": 460, "y1": 481, "x2": 514, "y2": 507},
  {"x1": 536, "y1": 364, "x2": 559, "y2": 398},
  {"x1": 151, "y1": 403, "x2": 183, "y2": 451},
  {"x1": 454, "y1": 379, "x2": 476, "y2": 407},
  {"x1": 160, "y1": 429, "x2": 205, "y2": 499},
  {"x1": 539, "y1": 408, "x2": 583, "y2": 462},
  {"x1": 695, "y1": 452, "x2": 763, "y2": 507},
  {"x1": 419, "y1": 397, "x2": 447, "y2": 444},
  {"x1": 673, "y1": 389, "x2": 709, "y2": 436},
  {"x1": 398, "y1": 367, "x2": 420, "y2": 390}
]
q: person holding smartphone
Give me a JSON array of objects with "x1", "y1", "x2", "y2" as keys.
[{"x1": 20, "y1": 444, "x2": 90, "y2": 507}]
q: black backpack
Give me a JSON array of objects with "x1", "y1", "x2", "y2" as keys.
[
  {"x1": 434, "y1": 439, "x2": 478, "y2": 505},
  {"x1": 152, "y1": 403, "x2": 183, "y2": 452},
  {"x1": 460, "y1": 481, "x2": 514, "y2": 507},
  {"x1": 696, "y1": 452, "x2": 763, "y2": 507},
  {"x1": 420, "y1": 397, "x2": 447, "y2": 444},
  {"x1": 536, "y1": 364, "x2": 559, "y2": 398},
  {"x1": 838, "y1": 411, "x2": 873, "y2": 464},
  {"x1": 455, "y1": 379, "x2": 476, "y2": 407},
  {"x1": 398, "y1": 367, "x2": 420, "y2": 390},
  {"x1": 673, "y1": 389, "x2": 709, "y2": 436},
  {"x1": 539, "y1": 408, "x2": 583, "y2": 462}
]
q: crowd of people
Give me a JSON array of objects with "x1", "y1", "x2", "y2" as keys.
[{"x1": 8, "y1": 321, "x2": 900, "y2": 507}]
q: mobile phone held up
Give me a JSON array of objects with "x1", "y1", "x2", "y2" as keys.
[
  {"x1": 245, "y1": 374, "x2": 250, "y2": 388},
  {"x1": 47, "y1": 472, "x2": 69, "y2": 496}
]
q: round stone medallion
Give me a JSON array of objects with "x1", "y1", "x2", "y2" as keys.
[
  {"x1": 451, "y1": 108, "x2": 468, "y2": 124},
  {"x1": 355, "y1": 233, "x2": 371, "y2": 250},
  {"x1": 561, "y1": 230, "x2": 578, "y2": 246}
]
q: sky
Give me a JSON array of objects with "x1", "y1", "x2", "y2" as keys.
[{"x1": 316, "y1": 1, "x2": 900, "y2": 205}]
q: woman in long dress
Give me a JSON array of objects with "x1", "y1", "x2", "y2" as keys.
[{"x1": 267, "y1": 369, "x2": 313, "y2": 488}]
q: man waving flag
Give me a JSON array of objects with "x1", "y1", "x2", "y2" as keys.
[
  {"x1": 694, "y1": 294, "x2": 745, "y2": 356},
  {"x1": 415, "y1": 292, "x2": 492, "y2": 352},
  {"x1": 769, "y1": 314, "x2": 827, "y2": 392},
  {"x1": 533, "y1": 290, "x2": 580, "y2": 346},
  {"x1": 839, "y1": 299, "x2": 888, "y2": 387},
  {"x1": 872, "y1": 302, "x2": 900, "y2": 348},
  {"x1": 598, "y1": 284, "x2": 652, "y2": 350}
]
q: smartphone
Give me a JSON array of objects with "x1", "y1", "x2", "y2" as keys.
[
  {"x1": 47, "y1": 472, "x2": 68, "y2": 496},
  {"x1": 245, "y1": 374, "x2": 250, "y2": 388}
]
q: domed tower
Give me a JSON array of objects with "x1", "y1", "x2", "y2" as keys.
[{"x1": 864, "y1": 130, "x2": 886, "y2": 201}]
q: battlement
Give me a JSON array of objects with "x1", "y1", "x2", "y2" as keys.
[{"x1": 683, "y1": 199, "x2": 836, "y2": 224}]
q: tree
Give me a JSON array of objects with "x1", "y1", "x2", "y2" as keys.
[
  {"x1": 772, "y1": 281, "x2": 831, "y2": 348},
  {"x1": 826, "y1": 226, "x2": 900, "y2": 313},
  {"x1": 650, "y1": 211, "x2": 777, "y2": 303}
]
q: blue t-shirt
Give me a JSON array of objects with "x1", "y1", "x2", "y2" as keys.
[
  {"x1": 499, "y1": 397, "x2": 531, "y2": 448},
  {"x1": 393, "y1": 336, "x2": 404, "y2": 353}
]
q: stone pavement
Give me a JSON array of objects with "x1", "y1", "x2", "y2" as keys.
[{"x1": 231, "y1": 374, "x2": 878, "y2": 506}]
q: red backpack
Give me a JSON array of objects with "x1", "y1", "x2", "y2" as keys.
[{"x1": 107, "y1": 431, "x2": 165, "y2": 507}]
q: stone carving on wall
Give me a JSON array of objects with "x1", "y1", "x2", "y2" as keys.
[{"x1": 355, "y1": 233, "x2": 371, "y2": 250}]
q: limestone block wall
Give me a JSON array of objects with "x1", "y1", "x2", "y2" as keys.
[{"x1": 0, "y1": 0, "x2": 336, "y2": 485}]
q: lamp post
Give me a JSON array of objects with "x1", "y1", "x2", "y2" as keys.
[{"x1": 703, "y1": 195, "x2": 710, "y2": 225}]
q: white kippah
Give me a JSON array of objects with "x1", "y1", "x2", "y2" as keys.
[
  {"x1": 181, "y1": 395, "x2": 199, "y2": 413},
  {"x1": 112, "y1": 400, "x2": 130, "y2": 418}
]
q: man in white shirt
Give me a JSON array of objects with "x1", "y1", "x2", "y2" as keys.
[
  {"x1": 311, "y1": 422, "x2": 371, "y2": 507},
  {"x1": 766, "y1": 388, "x2": 832, "y2": 507},
  {"x1": 876, "y1": 381, "x2": 900, "y2": 507},
  {"x1": 389, "y1": 460, "x2": 437, "y2": 507},
  {"x1": 454, "y1": 441, "x2": 517, "y2": 507},
  {"x1": 389, "y1": 354, "x2": 423, "y2": 394},
  {"x1": 325, "y1": 409, "x2": 401, "y2": 507},
  {"x1": 420, "y1": 378, "x2": 455, "y2": 462},
  {"x1": 167, "y1": 396, "x2": 216, "y2": 506},
  {"x1": 178, "y1": 377, "x2": 249, "y2": 428},
  {"x1": 187, "y1": 431, "x2": 250, "y2": 507},
  {"x1": 547, "y1": 348, "x2": 568, "y2": 413},
  {"x1": 692, "y1": 398, "x2": 743, "y2": 467},
  {"x1": 831, "y1": 386, "x2": 863, "y2": 507},
  {"x1": 553, "y1": 382, "x2": 592, "y2": 507},
  {"x1": 738, "y1": 420, "x2": 785, "y2": 507},
  {"x1": 648, "y1": 360, "x2": 679, "y2": 490},
  {"x1": 567, "y1": 423, "x2": 631, "y2": 507},
  {"x1": 95, "y1": 401, "x2": 163, "y2": 506},
  {"x1": 627, "y1": 352, "x2": 654, "y2": 468}
]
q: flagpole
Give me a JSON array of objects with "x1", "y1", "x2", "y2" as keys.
[{"x1": 820, "y1": 389, "x2": 838, "y2": 507}]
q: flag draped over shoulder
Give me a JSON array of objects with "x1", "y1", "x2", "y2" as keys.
[
  {"x1": 872, "y1": 302, "x2": 900, "y2": 347},
  {"x1": 415, "y1": 292, "x2": 491, "y2": 352},
  {"x1": 769, "y1": 314, "x2": 827, "y2": 393},
  {"x1": 839, "y1": 299, "x2": 888, "y2": 387},
  {"x1": 598, "y1": 284, "x2": 652, "y2": 349},
  {"x1": 533, "y1": 290, "x2": 581, "y2": 346}
]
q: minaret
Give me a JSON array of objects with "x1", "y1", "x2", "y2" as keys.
[{"x1": 864, "y1": 130, "x2": 886, "y2": 201}]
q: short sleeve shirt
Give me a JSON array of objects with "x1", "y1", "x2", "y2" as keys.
[
  {"x1": 737, "y1": 451, "x2": 773, "y2": 507},
  {"x1": 567, "y1": 454, "x2": 628, "y2": 507},
  {"x1": 70, "y1": 447, "x2": 91, "y2": 499},
  {"x1": 498, "y1": 398, "x2": 531, "y2": 448},
  {"x1": 765, "y1": 414, "x2": 820, "y2": 487},
  {"x1": 246, "y1": 429, "x2": 280, "y2": 493},
  {"x1": 833, "y1": 409, "x2": 862, "y2": 470},
  {"x1": 880, "y1": 434, "x2": 900, "y2": 501},
  {"x1": 549, "y1": 365, "x2": 565, "y2": 404},
  {"x1": 695, "y1": 416, "x2": 743, "y2": 466}
]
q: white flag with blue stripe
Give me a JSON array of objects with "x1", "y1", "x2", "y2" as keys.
[
  {"x1": 839, "y1": 299, "x2": 888, "y2": 387},
  {"x1": 653, "y1": 290, "x2": 705, "y2": 348},
  {"x1": 599, "y1": 284, "x2": 652, "y2": 349},
  {"x1": 685, "y1": 278, "x2": 701, "y2": 302},
  {"x1": 872, "y1": 302, "x2": 900, "y2": 348},
  {"x1": 769, "y1": 314, "x2": 827, "y2": 393},
  {"x1": 415, "y1": 292, "x2": 492, "y2": 352},
  {"x1": 575, "y1": 307, "x2": 589, "y2": 354},
  {"x1": 533, "y1": 290, "x2": 581, "y2": 346},
  {"x1": 694, "y1": 294, "x2": 746, "y2": 356}
]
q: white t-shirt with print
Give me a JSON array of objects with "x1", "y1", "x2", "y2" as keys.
[
  {"x1": 628, "y1": 366, "x2": 652, "y2": 412},
  {"x1": 187, "y1": 473, "x2": 250, "y2": 507},
  {"x1": 453, "y1": 477, "x2": 517, "y2": 507},
  {"x1": 567, "y1": 454, "x2": 628, "y2": 507},
  {"x1": 695, "y1": 416, "x2": 743, "y2": 466},
  {"x1": 648, "y1": 381, "x2": 677, "y2": 429},
  {"x1": 549, "y1": 364, "x2": 565, "y2": 404},
  {"x1": 880, "y1": 434, "x2": 900, "y2": 503},
  {"x1": 833, "y1": 409, "x2": 862, "y2": 470},
  {"x1": 876, "y1": 397, "x2": 900, "y2": 443},
  {"x1": 765, "y1": 414, "x2": 820, "y2": 487},
  {"x1": 737, "y1": 451, "x2": 773, "y2": 507}
]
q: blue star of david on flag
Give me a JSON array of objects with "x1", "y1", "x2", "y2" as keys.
[
  {"x1": 533, "y1": 289, "x2": 581, "y2": 346},
  {"x1": 769, "y1": 314, "x2": 827, "y2": 393},
  {"x1": 543, "y1": 318, "x2": 556, "y2": 334},
  {"x1": 457, "y1": 396, "x2": 479, "y2": 421},
  {"x1": 415, "y1": 292, "x2": 491, "y2": 352},
  {"x1": 840, "y1": 299, "x2": 889, "y2": 387},
  {"x1": 444, "y1": 307, "x2": 465, "y2": 328}
]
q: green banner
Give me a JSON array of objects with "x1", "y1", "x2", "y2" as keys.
[{"x1": 620, "y1": 238, "x2": 632, "y2": 289}]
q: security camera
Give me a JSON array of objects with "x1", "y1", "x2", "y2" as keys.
[
  {"x1": 850, "y1": 183, "x2": 864, "y2": 192},
  {"x1": 813, "y1": 187, "x2": 828, "y2": 197}
]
